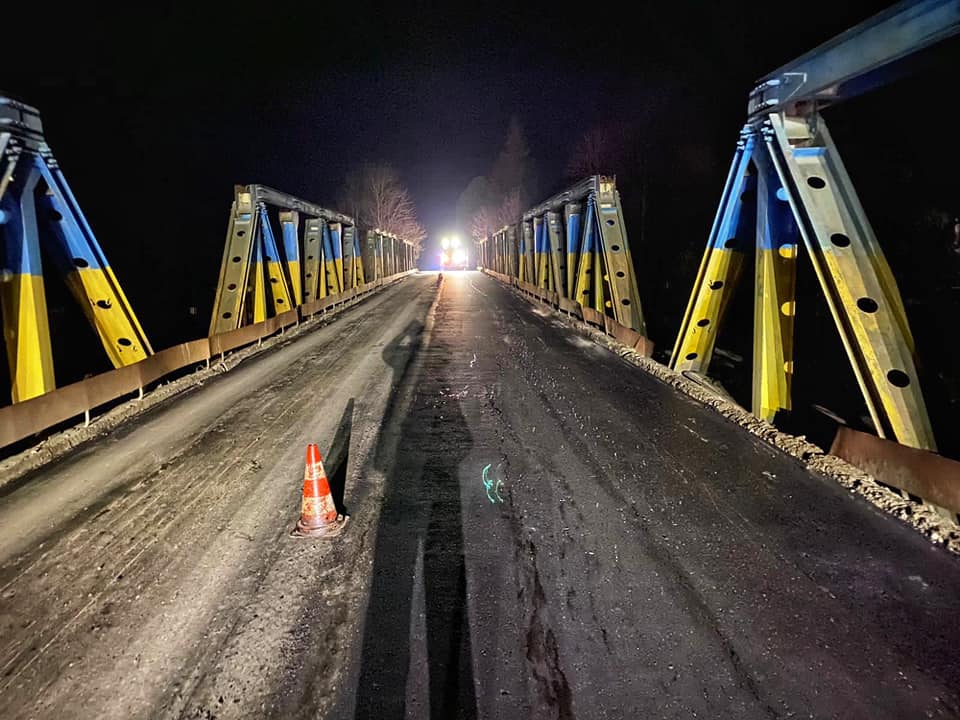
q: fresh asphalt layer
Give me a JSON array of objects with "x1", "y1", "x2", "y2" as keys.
[{"x1": 1, "y1": 271, "x2": 958, "y2": 719}]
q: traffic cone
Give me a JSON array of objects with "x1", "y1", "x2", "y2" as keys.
[{"x1": 294, "y1": 444, "x2": 348, "y2": 538}]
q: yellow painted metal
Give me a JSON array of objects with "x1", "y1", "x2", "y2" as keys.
[
  {"x1": 672, "y1": 245, "x2": 747, "y2": 373},
  {"x1": 302, "y1": 218, "x2": 323, "y2": 302},
  {"x1": 595, "y1": 178, "x2": 646, "y2": 334},
  {"x1": 343, "y1": 227, "x2": 355, "y2": 290},
  {"x1": 326, "y1": 222, "x2": 342, "y2": 294},
  {"x1": 264, "y1": 255, "x2": 292, "y2": 316},
  {"x1": 565, "y1": 202, "x2": 581, "y2": 297},
  {"x1": 248, "y1": 245, "x2": 267, "y2": 324},
  {"x1": 671, "y1": 149, "x2": 754, "y2": 374},
  {"x1": 769, "y1": 112, "x2": 935, "y2": 449},
  {"x1": 1, "y1": 272, "x2": 55, "y2": 402},
  {"x1": 547, "y1": 211, "x2": 565, "y2": 297},
  {"x1": 65, "y1": 266, "x2": 152, "y2": 366},
  {"x1": 573, "y1": 233, "x2": 603, "y2": 314},
  {"x1": 502, "y1": 226, "x2": 514, "y2": 277},
  {"x1": 209, "y1": 188, "x2": 256, "y2": 335},
  {"x1": 752, "y1": 151, "x2": 797, "y2": 421},
  {"x1": 279, "y1": 211, "x2": 302, "y2": 306},
  {"x1": 521, "y1": 221, "x2": 535, "y2": 284},
  {"x1": 535, "y1": 217, "x2": 549, "y2": 290}
]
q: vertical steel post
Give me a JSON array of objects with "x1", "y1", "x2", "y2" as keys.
[
  {"x1": 564, "y1": 202, "x2": 582, "y2": 297},
  {"x1": 302, "y1": 218, "x2": 324, "y2": 302},
  {"x1": 672, "y1": 132, "x2": 756, "y2": 372},
  {"x1": 259, "y1": 205, "x2": 293, "y2": 315},
  {"x1": 752, "y1": 146, "x2": 798, "y2": 420},
  {"x1": 279, "y1": 210, "x2": 302, "y2": 306}
]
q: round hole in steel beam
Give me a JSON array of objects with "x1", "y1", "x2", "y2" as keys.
[
  {"x1": 830, "y1": 233, "x2": 851, "y2": 247},
  {"x1": 118, "y1": 338, "x2": 132, "y2": 347},
  {"x1": 307, "y1": 255, "x2": 314, "y2": 260},
  {"x1": 611, "y1": 244, "x2": 621, "y2": 251},
  {"x1": 807, "y1": 176, "x2": 827, "y2": 189},
  {"x1": 857, "y1": 297, "x2": 878, "y2": 313},
  {"x1": 697, "y1": 318, "x2": 710, "y2": 327},
  {"x1": 277, "y1": 298, "x2": 285, "y2": 304},
  {"x1": 606, "y1": 219, "x2": 615, "y2": 226},
  {"x1": 621, "y1": 298, "x2": 631, "y2": 305},
  {"x1": 227, "y1": 283, "x2": 237, "y2": 291},
  {"x1": 685, "y1": 352, "x2": 698, "y2": 361},
  {"x1": 49, "y1": 209, "x2": 63, "y2": 222},
  {"x1": 73, "y1": 257, "x2": 90, "y2": 268},
  {"x1": 222, "y1": 311, "x2": 232, "y2": 319},
  {"x1": 724, "y1": 238, "x2": 737, "y2": 249},
  {"x1": 709, "y1": 280, "x2": 724, "y2": 290},
  {"x1": 305, "y1": 273, "x2": 312, "y2": 278},
  {"x1": 231, "y1": 256, "x2": 242, "y2": 263},
  {"x1": 616, "y1": 271, "x2": 625, "y2": 278},
  {"x1": 887, "y1": 369, "x2": 910, "y2": 388},
  {"x1": 270, "y1": 277, "x2": 278, "y2": 284},
  {"x1": 95, "y1": 300, "x2": 111, "y2": 309}
]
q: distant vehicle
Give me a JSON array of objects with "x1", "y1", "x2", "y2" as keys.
[
  {"x1": 439, "y1": 234, "x2": 468, "y2": 270},
  {"x1": 440, "y1": 248, "x2": 468, "y2": 270}
]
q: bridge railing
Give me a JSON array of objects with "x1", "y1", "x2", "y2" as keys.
[
  {"x1": 478, "y1": 175, "x2": 651, "y2": 349},
  {"x1": 1, "y1": 178, "x2": 417, "y2": 451},
  {"x1": 478, "y1": 5, "x2": 960, "y2": 522},
  {"x1": 208, "y1": 185, "x2": 417, "y2": 336},
  {"x1": 1, "y1": 97, "x2": 152, "y2": 403},
  {"x1": 0, "y1": 270, "x2": 414, "y2": 451}
]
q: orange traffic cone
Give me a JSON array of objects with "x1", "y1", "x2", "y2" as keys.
[{"x1": 294, "y1": 444, "x2": 348, "y2": 538}]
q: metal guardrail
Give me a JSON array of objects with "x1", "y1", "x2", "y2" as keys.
[
  {"x1": 481, "y1": 267, "x2": 654, "y2": 358},
  {"x1": 0, "y1": 271, "x2": 416, "y2": 450}
]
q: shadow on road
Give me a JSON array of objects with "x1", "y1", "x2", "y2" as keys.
[
  {"x1": 325, "y1": 398, "x2": 354, "y2": 516},
  {"x1": 353, "y1": 313, "x2": 477, "y2": 719}
]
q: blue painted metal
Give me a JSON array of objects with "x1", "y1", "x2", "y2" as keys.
[
  {"x1": 281, "y1": 214, "x2": 300, "y2": 266},
  {"x1": 708, "y1": 130, "x2": 757, "y2": 253},
  {"x1": 258, "y1": 206, "x2": 283, "y2": 266},
  {"x1": 0, "y1": 162, "x2": 43, "y2": 277},
  {"x1": 565, "y1": 207, "x2": 581, "y2": 255}
]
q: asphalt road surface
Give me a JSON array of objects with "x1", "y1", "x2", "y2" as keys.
[{"x1": 1, "y1": 271, "x2": 959, "y2": 720}]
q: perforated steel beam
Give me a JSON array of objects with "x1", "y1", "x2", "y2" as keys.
[
  {"x1": 279, "y1": 211, "x2": 302, "y2": 305},
  {"x1": 594, "y1": 178, "x2": 645, "y2": 333},
  {"x1": 749, "y1": 0, "x2": 960, "y2": 117},
  {"x1": 752, "y1": 145, "x2": 798, "y2": 421},
  {"x1": 210, "y1": 187, "x2": 257, "y2": 334},
  {"x1": 1, "y1": 97, "x2": 151, "y2": 401},
  {"x1": 302, "y1": 217, "x2": 324, "y2": 302},
  {"x1": 672, "y1": 132, "x2": 756, "y2": 374},
  {"x1": 768, "y1": 112, "x2": 935, "y2": 449}
]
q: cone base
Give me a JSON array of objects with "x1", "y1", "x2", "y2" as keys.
[{"x1": 292, "y1": 514, "x2": 350, "y2": 539}]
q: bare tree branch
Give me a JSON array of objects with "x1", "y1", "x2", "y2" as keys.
[{"x1": 338, "y1": 164, "x2": 426, "y2": 249}]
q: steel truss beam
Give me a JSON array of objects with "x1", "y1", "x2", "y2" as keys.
[
  {"x1": 0, "y1": 97, "x2": 152, "y2": 403},
  {"x1": 673, "y1": 113, "x2": 934, "y2": 448},
  {"x1": 209, "y1": 186, "x2": 370, "y2": 335},
  {"x1": 479, "y1": 176, "x2": 646, "y2": 334},
  {"x1": 749, "y1": 0, "x2": 960, "y2": 117},
  {"x1": 673, "y1": 1, "x2": 953, "y2": 450}
]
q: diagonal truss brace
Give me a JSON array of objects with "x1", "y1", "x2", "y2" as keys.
[{"x1": 672, "y1": 113, "x2": 935, "y2": 449}]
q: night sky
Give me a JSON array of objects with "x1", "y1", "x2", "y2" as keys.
[
  {"x1": 5, "y1": 1, "x2": 895, "y2": 294},
  {"x1": 6, "y1": 1, "x2": 960, "y2": 452}
]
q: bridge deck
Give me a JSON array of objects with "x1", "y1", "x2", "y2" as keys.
[{"x1": 1, "y1": 272, "x2": 958, "y2": 719}]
